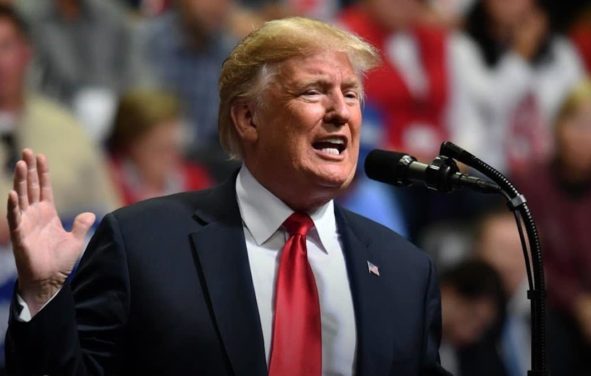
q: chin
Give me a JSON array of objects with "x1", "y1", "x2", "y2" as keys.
[{"x1": 311, "y1": 168, "x2": 356, "y2": 191}]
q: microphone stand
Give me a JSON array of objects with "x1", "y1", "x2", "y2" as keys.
[{"x1": 438, "y1": 142, "x2": 547, "y2": 376}]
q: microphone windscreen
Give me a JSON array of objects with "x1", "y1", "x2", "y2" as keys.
[{"x1": 364, "y1": 149, "x2": 408, "y2": 185}]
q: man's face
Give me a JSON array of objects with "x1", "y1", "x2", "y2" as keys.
[
  {"x1": 478, "y1": 215, "x2": 526, "y2": 296},
  {"x1": 178, "y1": 0, "x2": 231, "y2": 36},
  {"x1": 243, "y1": 50, "x2": 362, "y2": 210},
  {"x1": 0, "y1": 18, "x2": 29, "y2": 104},
  {"x1": 442, "y1": 286, "x2": 497, "y2": 347}
]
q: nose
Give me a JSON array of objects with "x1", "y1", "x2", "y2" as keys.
[{"x1": 324, "y1": 91, "x2": 351, "y2": 127}]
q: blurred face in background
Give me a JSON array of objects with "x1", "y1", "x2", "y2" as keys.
[
  {"x1": 177, "y1": 0, "x2": 232, "y2": 36},
  {"x1": 364, "y1": 0, "x2": 422, "y2": 31},
  {"x1": 555, "y1": 99, "x2": 591, "y2": 182},
  {"x1": 441, "y1": 286, "x2": 497, "y2": 347},
  {"x1": 484, "y1": 0, "x2": 534, "y2": 28},
  {"x1": 0, "y1": 17, "x2": 30, "y2": 107},
  {"x1": 477, "y1": 214, "x2": 526, "y2": 297},
  {"x1": 128, "y1": 119, "x2": 184, "y2": 188}
]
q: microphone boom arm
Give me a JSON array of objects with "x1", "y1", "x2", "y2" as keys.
[{"x1": 439, "y1": 141, "x2": 547, "y2": 376}]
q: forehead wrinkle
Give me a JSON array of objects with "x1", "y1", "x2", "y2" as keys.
[{"x1": 280, "y1": 70, "x2": 362, "y2": 91}]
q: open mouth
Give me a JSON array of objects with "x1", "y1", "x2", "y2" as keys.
[{"x1": 312, "y1": 137, "x2": 347, "y2": 156}]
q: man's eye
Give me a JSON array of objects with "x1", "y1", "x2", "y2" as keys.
[
  {"x1": 302, "y1": 89, "x2": 321, "y2": 96},
  {"x1": 345, "y1": 91, "x2": 360, "y2": 100}
]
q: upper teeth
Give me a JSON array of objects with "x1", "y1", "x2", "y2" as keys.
[{"x1": 324, "y1": 138, "x2": 344, "y2": 145}]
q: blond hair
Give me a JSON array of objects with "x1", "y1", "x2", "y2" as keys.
[
  {"x1": 218, "y1": 17, "x2": 380, "y2": 159},
  {"x1": 107, "y1": 89, "x2": 181, "y2": 153},
  {"x1": 555, "y1": 79, "x2": 591, "y2": 128}
]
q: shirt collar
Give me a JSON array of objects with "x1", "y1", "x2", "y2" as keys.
[{"x1": 236, "y1": 165, "x2": 336, "y2": 253}]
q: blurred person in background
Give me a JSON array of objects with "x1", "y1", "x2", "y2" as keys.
[
  {"x1": 24, "y1": 0, "x2": 140, "y2": 141},
  {"x1": 339, "y1": 0, "x2": 479, "y2": 163},
  {"x1": 137, "y1": 0, "x2": 238, "y2": 163},
  {"x1": 475, "y1": 209, "x2": 530, "y2": 376},
  {"x1": 456, "y1": 0, "x2": 584, "y2": 175},
  {"x1": 439, "y1": 259, "x2": 505, "y2": 375},
  {"x1": 423, "y1": 0, "x2": 476, "y2": 28},
  {"x1": 119, "y1": 0, "x2": 173, "y2": 17},
  {"x1": 569, "y1": 5, "x2": 591, "y2": 74},
  {"x1": 338, "y1": 0, "x2": 488, "y2": 241},
  {"x1": 0, "y1": 5, "x2": 120, "y2": 371},
  {"x1": 239, "y1": 0, "x2": 345, "y2": 21},
  {"x1": 106, "y1": 89, "x2": 212, "y2": 205},
  {"x1": 513, "y1": 79, "x2": 591, "y2": 376}
]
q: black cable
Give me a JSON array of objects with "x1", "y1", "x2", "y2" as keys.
[
  {"x1": 440, "y1": 142, "x2": 547, "y2": 375},
  {"x1": 502, "y1": 190, "x2": 534, "y2": 292}
]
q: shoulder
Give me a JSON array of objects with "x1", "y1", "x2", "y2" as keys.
[
  {"x1": 110, "y1": 189, "x2": 217, "y2": 224},
  {"x1": 548, "y1": 35, "x2": 585, "y2": 70},
  {"x1": 96, "y1": 181, "x2": 239, "y2": 256},
  {"x1": 23, "y1": 95, "x2": 81, "y2": 130},
  {"x1": 337, "y1": 206, "x2": 430, "y2": 264},
  {"x1": 109, "y1": 177, "x2": 237, "y2": 226},
  {"x1": 551, "y1": 35, "x2": 581, "y2": 55}
]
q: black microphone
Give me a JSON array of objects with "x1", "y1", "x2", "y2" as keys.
[{"x1": 364, "y1": 149, "x2": 500, "y2": 193}]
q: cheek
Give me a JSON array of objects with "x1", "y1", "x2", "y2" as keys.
[{"x1": 559, "y1": 130, "x2": 591, "y2": 160}]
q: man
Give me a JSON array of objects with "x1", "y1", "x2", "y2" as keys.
[{"x1": 6, "y1": 17, "x2": 447, "y2": 375}]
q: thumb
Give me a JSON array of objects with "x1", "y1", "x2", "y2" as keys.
[{"x1": 71, "y1": 212, "x2": 96, "y2": 241}]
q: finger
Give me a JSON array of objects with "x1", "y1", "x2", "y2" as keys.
[
  {"x1": 37, "y1": 154, "x2": 54, "y2": 203},
  {"x1": 23, "y1": 149, "x2": 40, "y2": 204},
  {"x1": 6, "y1": 190, "x2": 21, "y2": 231},
  {"x1": 71, "y1": 212, "x2": 96, "y2": 242},
  {"x1": 13, "y1": 160, "x2": 29, "y2": 210}
]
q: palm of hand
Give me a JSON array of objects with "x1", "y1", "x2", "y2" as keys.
[
  {"x1": 12, "y1": 201, "x2": 86, "y2": 286},
  {"x1": 7, "y1": 150, "x2": 95, "y2": 313}
]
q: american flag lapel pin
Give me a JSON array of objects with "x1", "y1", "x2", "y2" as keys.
[{"x1": 367, "y1": 261, "x2": 380, "y2": 277}]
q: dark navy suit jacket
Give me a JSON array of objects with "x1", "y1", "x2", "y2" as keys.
[{"x1": 6, "y1": 177, "x2": 449, "y2": 375}]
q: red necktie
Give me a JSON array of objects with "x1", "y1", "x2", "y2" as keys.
[{"x1": 269, "y1": 212, "x2": 322, "y2": 376}]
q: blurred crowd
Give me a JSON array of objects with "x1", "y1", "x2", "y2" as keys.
[{"x1": 0, "y1": 0, "x2": 590, "y2": 374}]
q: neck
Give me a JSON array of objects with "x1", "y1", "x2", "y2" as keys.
[{"x1": 244, "y1": 164, "x2": 334, "y2": 213}]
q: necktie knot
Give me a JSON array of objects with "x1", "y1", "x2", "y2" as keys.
[{"x1": 283, "y1": 212, "x2": 314, "y2": 237}]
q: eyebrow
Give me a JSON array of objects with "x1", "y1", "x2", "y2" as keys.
[{"x1": 295, "y1": 77, "x2": 362, "y2": 91}]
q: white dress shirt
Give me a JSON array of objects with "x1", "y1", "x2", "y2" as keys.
[{"x1": 236, "y1": 166, "x2": 357, "y2": 376}]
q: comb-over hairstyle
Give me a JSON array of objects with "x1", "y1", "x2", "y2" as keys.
[{"x1": 218, "y1": 17, "x2": 380, "y2": 159}]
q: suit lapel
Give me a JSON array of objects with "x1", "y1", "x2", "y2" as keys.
[
  {"x1": 190, "y1": 178, "x2": 267, "y2": 376},
  {"x1": 336, "y1": 207, "x2": 396, "y2": 376}
]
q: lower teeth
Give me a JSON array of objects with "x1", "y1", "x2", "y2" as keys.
[{"x1": 321, "y1": 148, "x2": 340, "y2": 155}]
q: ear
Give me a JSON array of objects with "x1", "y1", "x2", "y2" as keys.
[{"x1": 230, "y1": 100, "x2": 259, "y2": 144}]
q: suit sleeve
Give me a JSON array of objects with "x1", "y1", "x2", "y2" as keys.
[
  {"x1": 5, "y1": 213, "x2": 130, "y2": 376},
  {"x1": 420, "y1": 259, "x2": 452, "y2": 376}
]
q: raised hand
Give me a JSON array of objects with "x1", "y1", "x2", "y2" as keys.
[{"x1": 7, "y1": 149, "x2": 95, "y2": 316}]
